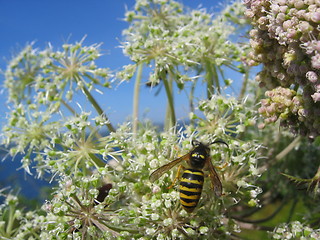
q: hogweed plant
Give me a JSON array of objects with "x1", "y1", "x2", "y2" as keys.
[
  {"x1": 1, "y1": 0, "x2": 320, "y2": 239},
  {"x1": 119, "y1": 0, "x2": 249, "y2": 132}
]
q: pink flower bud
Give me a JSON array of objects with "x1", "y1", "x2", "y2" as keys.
[
  {"x1": 296, "y1": 10, "x2": 306, "y2": 19},
  {"x1": 258, "y1": 16, "x2": 268, "y2": 26},
  {"x1": 276, "y1": 12, "x2": 286, "y2": 22},
  {"x1": 270, "y1": 4, "x2": 280, "y2": 14},
  {"x1": 266, "y1": 105, "x2": 275, "y2": 114},
  {"x1": 311, "y1": 12, "x2": 320, "y2": 23},
  {"x1": 249, "y1": 29, "x2": 259, "y2": 37},
  {"x1": 265, "y1": 90, "x2": 273, "y2": 97},
  {"x1": 270, "y1": 116, "x2": 278, "y2": 122},
  {"x1": 306, "y1": 71, "x2": 318, "y2": 83},
  {"x1": 294, "y1": 0, "x2": 305, "y2": 9},
  {"x1": 292, "y1": 96, "x2": 301, "y2": 105},
  {"x1": 298, "y1": 108, "x2": 306, "y2": 117},
  {"x1": 283, "y1": 20, "x2": 293, "y2": 31},
  {"x1": 311, "y1": 92, "x2": 320, "y2": 102},
  {"x1": 298, "y1": 21, "x2": 313, "y2": 33},
  {"x1": 245, "y1": 9, "x2": 254, "y2": 19},
  {"x1": 261, "y1": 99, "x2": 269, "y2": 105},
  {"x1": 279, "y1": 5, "x2": 288, "y2": 13},
  {"x1": 258, "y1": 107, "x2": 266, "y2": 114},
  {"x1": 315, "y1": 41, "x2": 320, "y2": 52},
  {"x1": 308, "y1": 4, "x2": 317, "y2": 12},
  {"x1": 278, "y1": 0, "x2": 287, "y2": 6},
  {"x1": 304, "y1": 12, "x2": 312, "y2": 22},
  {"x1": 311, "y1": 54, "x2": 320, "y2": 69}
]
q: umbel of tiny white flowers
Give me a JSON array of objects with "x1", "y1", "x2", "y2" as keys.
[
  {"x1": 4, "y1": 38, "x2": 115, "y2": 133},
  {"x1": 119, "y1": 0, "x2": 249, "y2": 131}
]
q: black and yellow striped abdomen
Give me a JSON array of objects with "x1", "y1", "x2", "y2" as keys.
[{"x1": 179, "y1": 169, "x2": 204, "y2": 212}]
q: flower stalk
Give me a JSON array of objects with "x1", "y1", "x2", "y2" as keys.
[
  {"x1": 162, "y1": 70, "x2": 176, "y2": 130},
  {"x1": 205, "y1": 60, "x2": 220, "y2": 98},
  {"x1": 80, "y1": 78, "x2": 115, "y2": 133},
  {"x1": 133, "y1": 62, "x2": 143, "y2": 136}
]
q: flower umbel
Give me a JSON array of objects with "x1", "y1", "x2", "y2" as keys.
[{"x1": 245, "y1": 0, "x2": 320, "y2": 138}]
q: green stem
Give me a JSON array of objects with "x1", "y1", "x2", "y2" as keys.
[
  {"x1": 205, "y1": 60, "x2": 220, "y2": 99},
  {"x1": 189, "y1": 79, "x2": 197, "y2": 126},
  {"x1": 165, "y1": 102, "x2": 171, "y2": 130},
  {"x1": 259, "y1": 136, "x2": 302, "y2": 174},
  {"x1": 275, "y1": 136, "x2": 301, "y2": 161},
  {"x1": 80, "y1": 83, "x2": 116, "y2": 133},
  {"x1": 88, "y1": 153, "x2": 107, "y2": 168},
  {"x1": 133, "y1": 63, "x2": 143, "y2": 136},
  {"x1": 162, "y1": 70, "x2": 176, "y2": 130},
  {"x1": 103, "y1": 223, "x2": 140, "y2": 234},
  {"x1": 212, "y1": 66, "x2": 220, "y2": 93},
  {"x1": 61, "y1": 99, "x2": 77, "y2": 115},
  {"x1": 6, "y1": 204, "x2": 15, "y2": 236},
  {"x1": 238, "y1": 65, "x2": 250, "y2": 101},
  {"x1": 287, "y1": 197, "x2": 298, "y2": 223}
]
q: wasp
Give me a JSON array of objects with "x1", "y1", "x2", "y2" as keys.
[{"x1": 150, "y1": 140, "x2": 227, "y2": 212}]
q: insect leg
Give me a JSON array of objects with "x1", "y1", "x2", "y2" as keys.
[
  {"x1": 215, "y1": 161, "x2": 228, "y2": 170},
  {"x1": 167, "y1": 165, "x2": 184, "y2": 189}
]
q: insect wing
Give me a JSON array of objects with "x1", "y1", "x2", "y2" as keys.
[
  {"x1": 207, "y1": 157, "x2": 222, "y2": 197},
  {"x1": 149, "y1": 153, "x2": 190, "y2": 182}
]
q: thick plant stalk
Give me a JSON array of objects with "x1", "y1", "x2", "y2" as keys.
[
  {"x1": 238, "y1": 65, "x2": 250, "y2": 101},
  {"x1": 162, "y1": 71, "x2": 176, "y2": 130},
  {"x1": 205, "y1": 60, "x2": 220, "y2": 98},
  {"x1": 133, "y1": 63, "x2": 143, "y2": 136},
  {"x1": 80, "y1": 82, "x2": 115, "y2": 133},
  {"x1": 275, "y1": 136, "x2": 301, "y2": 161},
  {"x1": 189, "y1": 79, "x2": 197, "y2": 126}
]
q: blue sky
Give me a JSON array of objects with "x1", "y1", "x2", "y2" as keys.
[{"x1": 0, "y1": 0, "x2": 237, "y2": 126}]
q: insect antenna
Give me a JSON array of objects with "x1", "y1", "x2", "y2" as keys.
[{"x1": 209, "y1": 139, "x2": 229, "y2": 148}]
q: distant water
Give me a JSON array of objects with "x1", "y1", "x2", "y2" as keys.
[{"x1": 0, "y1": 148, "x2": 53, "y2": 205}]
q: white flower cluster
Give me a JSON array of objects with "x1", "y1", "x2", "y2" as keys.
[
  {"x1": 272, "y1": 221, "x2": 320, "y2": 240},
  {"x1": 119, "y1": 0, "x2": 248, "y2": 90}
]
